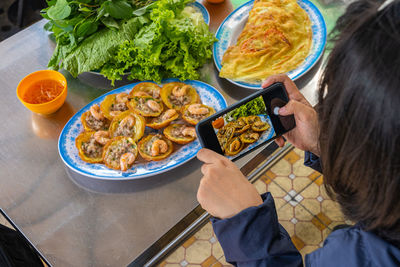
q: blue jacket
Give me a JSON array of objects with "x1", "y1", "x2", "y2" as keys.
[{"x1": 211, "y1": 152, "x2": 400, "y2": 266}]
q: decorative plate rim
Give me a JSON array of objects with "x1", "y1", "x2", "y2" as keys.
[
  {"x1": 191, "y1": 1, "x2": 210, "y2": 26},
  {"x1": 58, "y1": 79, "x2": 227, "y2": 181},
  {"x1": 213, "y1": 0, "x2": 327, "y2": 89}
]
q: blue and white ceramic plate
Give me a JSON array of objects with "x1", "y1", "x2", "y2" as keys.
[
  {"x1": 190, "y1": 1, "x2": 210, "y2": 25},
  {"x1": 213, "y1": 0, "x2": 327, "y2": 89},
  {"x1": 58, "y1": 79, "x2": 227, "y2": 180}
]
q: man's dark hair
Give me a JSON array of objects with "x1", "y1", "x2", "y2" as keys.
[{"x1": 318, "y1": 0, "x2": 400, "y2": 245}]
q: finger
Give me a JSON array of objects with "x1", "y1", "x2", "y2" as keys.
[
  {"x1": 197, "y1": 148, "x2": 230, "y2": 165},
  {"x1": 278, "y1": 100, "x2": 312, "y2": 122},
  {"x1": 261, "y1": 74, "x2": 291, "y2": 88},
  {"x1": 262, "y1": 74, "x2": 310, "y2": 106},
  {"x1": 201, "y1": 163, "x2": 211, "y2": 175},
  {"x1": 197, "y1": 184, "x2": 206, "y2": 205},
  {"x1": 274, "y1": 136, "x2": 285, "y2": 147}
]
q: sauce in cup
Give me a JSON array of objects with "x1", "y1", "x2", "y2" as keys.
[
  {"x1": 17, "y1": 70, "x2": 68, "y2": 115},
  {"x1": 22, "y1": 79, "x2": 64, "y2": 104}
]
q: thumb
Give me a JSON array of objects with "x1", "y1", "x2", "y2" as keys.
[
  {"x1": 278, "y1": 100, "x2": 309, "y2": 121},
  {"x1": 197, "y1": 148, "x2": 230, "y2": 165}
]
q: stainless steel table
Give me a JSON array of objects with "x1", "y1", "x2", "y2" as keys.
[{"x1": 0, "y1": 0, "x2": 345, "y2": 266}]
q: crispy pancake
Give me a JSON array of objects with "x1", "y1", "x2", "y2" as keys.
[{"x1": 219, "y1": 0, "x2": 312, "y2": 83}]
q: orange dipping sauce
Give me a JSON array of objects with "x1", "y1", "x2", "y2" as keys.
[{"x1": 22, "y1": 79, "x2": 64, "y2": 104}]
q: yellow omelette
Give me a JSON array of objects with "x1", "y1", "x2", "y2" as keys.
[{"x1": 219, "y1": 0, "x2": 312, "y2": 83}]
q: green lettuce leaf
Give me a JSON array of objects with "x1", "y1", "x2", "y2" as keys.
[
  {"x1": 100, "y1": 0, "x2": 217, "y2": 84},
  {"x1": 47, "y1": 0, "x2": 71, "y2": 20},
  {"x1": 226, "y1": 96, "x2": 267, "y2": 121},
  {"x1": 59, "y1": 16, "x2": 146, "y2": 77}
]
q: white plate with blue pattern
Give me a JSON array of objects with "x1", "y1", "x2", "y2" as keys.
[
  {"x1": 58, "y1": 79, "x2": 227, "y2": 181},
  {"x1": 190, "y1": 1, "x2": 210, "y2": 25},
  {"x1": 213, "y1": 0, "x2": 327, "y2": 89}
]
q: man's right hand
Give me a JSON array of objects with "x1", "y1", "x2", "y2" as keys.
[{"x1": 262, "y1": 74, "x2": 320, "y2": 156}]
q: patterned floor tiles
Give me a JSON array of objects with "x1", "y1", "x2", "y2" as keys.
[
  {"x1": 160, "y1": 147, "x2": 350, "y2": 266},
  {"x1": 0, "y1": 213, "x2": 13, "y2": 229}
]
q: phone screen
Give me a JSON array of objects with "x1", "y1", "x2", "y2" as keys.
[
  {"x1": 196, "y1": 82, "x2": 295, "y2": 160},
  {"x1": 212, "y1": 95, "x2": 276, "y2": 157}
]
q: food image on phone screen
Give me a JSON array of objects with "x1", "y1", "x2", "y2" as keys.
[{"x1": 212, "y1": 96, "x2": 276, "y2": 157}]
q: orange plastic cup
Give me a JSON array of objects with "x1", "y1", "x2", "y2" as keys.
[{"x1": 17, "y1": 70, "x2": 67, "y2": 115}]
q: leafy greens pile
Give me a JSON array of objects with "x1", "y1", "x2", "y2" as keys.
[
  {"x1": 226, "y1": 96, "x2": 267, "y2": 121},
  {"x1": 42, "y1": 0, "x2": 216, "y2": 84}
]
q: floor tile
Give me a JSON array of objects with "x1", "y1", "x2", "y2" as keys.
[
  {"x1": 183, "y1": 236, "x2": 196, "y2": 248},
  {"x1": 292, "y1": 159, "x2": 314, "y2": 177},
  {"x1": 300, "y1": 199, "x2": 321, "y2": 217},
  {"x1": 160, "y1": 263, "x2": 180, "y2": 267},
  {"x1": 194, "y1": 222, "x2": 213, "y2": 240},
  {"x1": 321, "y1": 200, "x2": 345, "y2": 222},
  {"x1": 273, "y1": 176, "x2": 293, "y2": 193},
  {"x1": 293, "y1": 177, "x2": 313, "y2": 194},
  {"x1": 295, "y1": 221, "x2": 323, "y2": 246},
  {"x1": 253, "y1": 179, "x2": 267, "y2": 194},
  {"x1": 299, "y1": 245, "x2": 319, "y2": 262},
  {"x1": 291, "y1": 235, "x2": 305, "y2": 250},
  {"x1": 294, "y1": 203, "x2": 314, "y2": 221},
  {"x1": 164, "y1": 247, "x2": 185, "y2": 263},
  {"x1": 161, "y1": 147, "x2": 346, "y2": 266},
  {"x1": 186, "y1": 240, "x2": 212, "y2": 264},
  {"x1": 284, "y1": 150, "x2": 301, "y2": 164},
  {"x1": 259, "y1": 170, "x2": 276, "y2": 183},
  {"x1": 308, "y1": 171, "x2": 323, "y2": 185},
  {"x1": 0, "y1": 213, "x2": 13, "y2": 229},
  {"x1": 299, "y1": 181, "x2": 320, "y2": 198},
  {"x1": 214, "y1": 256, "x2": 231, "y2": 266},
  {"x1": 211, "y1": 242, "x2": 224, "y2": 260},
  {"x1": 270, "y1": 158, "x2": 292, "y2": 176},
  {"x1": 201, "y1": 255, "x2": 218, "y2": 267}
]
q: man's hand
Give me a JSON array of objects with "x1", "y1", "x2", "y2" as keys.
[
  {"x1": 197, "y1": 149, "x2": 263, "y2": 219},
  {"x1": 262, "y1": 74, "x2": 320, "y2": 156}
]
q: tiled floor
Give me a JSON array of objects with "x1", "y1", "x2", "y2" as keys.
[
  {"x1": 0, "y1": 213, "x2": 13, "y2": 229},
  {"x1": 160, "y1": 147, "x2": 351, "y2": 266}
]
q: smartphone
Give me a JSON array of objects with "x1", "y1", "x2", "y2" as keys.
[{"x1": 195, "y1": 82, "x2": 295, "y2": 161}]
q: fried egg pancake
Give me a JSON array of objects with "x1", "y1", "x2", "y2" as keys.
[{"x1": 219, "y1": 0, "x2": 312, "y2": 83}]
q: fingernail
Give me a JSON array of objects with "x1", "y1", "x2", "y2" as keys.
[
  {"x1": 278, "y1": 106, "x2": 286, "y2": 114},
  {"x1": 273, "y1": 107, "x2": 280, "y2": 115}
]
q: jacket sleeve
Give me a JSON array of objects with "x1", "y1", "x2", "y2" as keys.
[
  {"x1": 211, "y1": 193, "x2": 303, "y2": 267},
  {"x1": 304, "y1": 151, "x2": 322, "y2": 173}
]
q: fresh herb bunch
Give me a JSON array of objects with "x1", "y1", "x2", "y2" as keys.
[
  {"x1": 43, "y1": 0, "x2": 216, "y2": 85},
  {"x1": 42, "y1": 0, "x2": 152, "y2": 48},
  {"x1": 226, "y1": 96, "x2": 267, "y2": 121},
  {"x1": 100, "y1": 0, "x2": 217, "y2": 83}
]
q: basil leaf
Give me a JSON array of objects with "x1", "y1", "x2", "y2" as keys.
[
  {"x1": 47, "y1": 0, "x2": 72, "y2": 20},
  {"x1": 96, "y1": 5, "x2": 107, "y2": 20},
  {"x1": 44, "y1": 21, "x2": 54, "y2": 31},
  {"x1": 101, "y1": 16, "x2": 120, "y2": 30},
  {"x1": 104, "y1": 0, "x2": 134, "y2": 20},
  {"x1": 76, "y1": 20, "x2": 99, "y2": 37},
  {"x1": 41, "y1": 10, "x2": 51, "y2": 20},
  {"x1": 78, "y1": 7, "x2": 92, "y2": 12},
  {"x1": 46, "y1": 0, "x2": 57, "y2": 7},
  {"x1": 53, "y1": 20, "x2": 74, "y2": 32}
]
